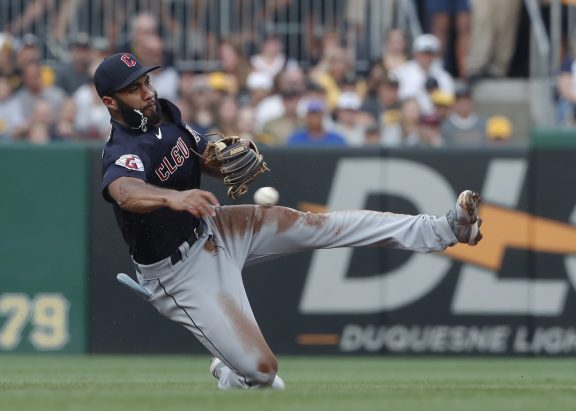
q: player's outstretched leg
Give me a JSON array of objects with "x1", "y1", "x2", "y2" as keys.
[
  {"x1": 210, "y1": 357, "x2": 286, "y2": 390},
  {"x1": 227, "y1": 188, "x2": 484, "y2": 262},
  {"x1": 446, "y1": 190, "x2": 482, "y2": 245}
]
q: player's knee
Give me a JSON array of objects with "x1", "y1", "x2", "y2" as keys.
[{"x1": 246, "y1": 356, "x2": 278, "y2": 386}]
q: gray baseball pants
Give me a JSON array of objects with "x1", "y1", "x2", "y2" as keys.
[{"x1": 134, "y1": 205, "x2": 457, "y2": 389}]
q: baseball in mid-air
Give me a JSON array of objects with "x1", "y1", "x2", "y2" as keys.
[{"x1": 254, "y1": 186, "x2": 279, "y2": 207}]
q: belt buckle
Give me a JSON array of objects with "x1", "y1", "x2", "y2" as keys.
[{"x1": 194, "y1": 222, "x2": 204, "y2": 239}]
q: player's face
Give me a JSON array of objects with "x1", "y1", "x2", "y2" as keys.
[{"x1": 113, "y1": 75, "x2": 162, "y2": 127}]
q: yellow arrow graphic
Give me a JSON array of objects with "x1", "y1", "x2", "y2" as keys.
[{"x1": 444, "y1": 204, "x2": 576, "y2": 270}]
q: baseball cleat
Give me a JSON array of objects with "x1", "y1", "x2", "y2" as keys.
[
  {"x1": 271, "y1": 375, "x2": 286, "y2": 390},
  {"x1": 209, "y1": 357, "x2": 225, "y2": 379},
  {"x1": 209, "y1": 357, "x2": 286, "y2": 389},
  {"x1": 447, "y1": 190, "x2": 483, "y2": 245}
]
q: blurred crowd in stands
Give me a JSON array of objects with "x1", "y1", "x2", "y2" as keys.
[{"x1": 2, "y1": 0, "x2": 567, "y2": 147}]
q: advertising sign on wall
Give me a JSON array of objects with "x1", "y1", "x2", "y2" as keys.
[{"x1": 88, "y1": 147, "x2": 576, "y2": 355}]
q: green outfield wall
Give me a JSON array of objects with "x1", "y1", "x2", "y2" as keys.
[
  {"x1": 3, "y1": 127, "x2": 576, "y2": 355},
  {"x1": 0, "y1": 144, "x2": 88, "y2": 353}
]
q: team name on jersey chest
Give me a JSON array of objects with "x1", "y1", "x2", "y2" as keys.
[{"x1": 155, "y1": 136, "x2": 190, "y2": 181}]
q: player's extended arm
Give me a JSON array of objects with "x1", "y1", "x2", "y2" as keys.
[{"x1": 108, "y1": 176, "x2": 220, "y2": 217}]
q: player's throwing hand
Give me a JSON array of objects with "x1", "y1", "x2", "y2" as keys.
[{"x1": 167, "y1": 189, "x2": 220, "y2": 217}]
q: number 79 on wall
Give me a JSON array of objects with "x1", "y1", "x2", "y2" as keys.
[{"x1": 0, "y1": 293, "x2": 70, "y2": 351}]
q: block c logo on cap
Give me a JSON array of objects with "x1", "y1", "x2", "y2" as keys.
[{"x1": 120, "y1": 53, "x2": 137, "y2": 68}]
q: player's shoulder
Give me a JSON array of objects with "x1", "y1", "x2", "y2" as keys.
[
  {"x1": 103, "y1": 127, "x2": 129, "y2": 152},
  {"x1": 102, "y1": 140, "x2": 148, "y2": 175},
  {"x1": 103, "y1": 127, "x2": 146, "y2": 162}
]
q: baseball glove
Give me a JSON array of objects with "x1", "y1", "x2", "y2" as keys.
[{"x1": 204, "y1": 135, "x2": 270, "y2": 199}]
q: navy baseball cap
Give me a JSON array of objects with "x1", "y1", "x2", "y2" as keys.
[{"x1": 94, "y1": 52, "x2": 159, "y2": 97}]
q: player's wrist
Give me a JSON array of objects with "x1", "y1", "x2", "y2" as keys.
[{"x1": 163, "y1": 191, "x2": 180, "y2": 209}]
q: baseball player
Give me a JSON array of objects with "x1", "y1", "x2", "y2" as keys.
[{"x1": 96, "y1": 52, "x2": 483, "y2": 390}]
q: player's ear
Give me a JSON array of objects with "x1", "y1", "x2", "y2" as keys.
[{"x1": 102, "y1": 96, "x2": 117, "y2": 111}]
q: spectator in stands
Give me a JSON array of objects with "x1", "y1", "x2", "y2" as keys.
[
  {"x1": 361, "y1": 75, "x2": 401, "y2": 130},
  {"x1": 55, "y1": 33, "x2": 93, "y2": 95},
  {"x1": 419, "y1": 111, "x2": 445, "y2": 147},
  {"x1": 424, "y1": 77, "x2": 440, "y2": 100},
  {"x1": 364, "y1": 125, "x2": 382, "y2": 146},
  {"x1": 331, "y1": 91, "x2": 370, "y2": 146},
  {"x1": 339, "y1": 72, "x2": 363, "y2": 95},
  {"x1": 393, "y1": 34, "x2": 455, "y2": 116},
  {"x1": 296, "y1": 80, "x2": 333, "y2": 129},
  {"x1": 133, "y1": 34, "x2": 179, "y2": 101},
  {"x1": 110, "y1": 11, "x2": 157, "y2": 60},
  {"x1": 428, "y1": 89, "x2": 455, "y2": 124},
  {"x1": 254, "y1": 63, "x2": 306, "y2": 130},
  {"x1": 207, "y1": 71, "x2": 238, "y2": 98},
  {"x1": 441, "y1": 87, "x2": 487, "y2": 146},
  {"x1": 54, "y1": 98, "x2": 78, "y2": 140},
  {"x1": 467, "y1": 0, "x2": 522, "y2": 81},
  {"x1": 343, "y1": 0, "x2": 369, "y2": 60},
  {"x1": 378, "y1": 28, "x2": 409, "y2": 74},
  {"x1": 556, "y1": 53, "x2": 576, "y2": 125},
  {"x1": 486, "y1": 115, "x2": 513, "y2": 144},
  {"x1": 183, "y1": 76, "x2": 216, "y2": 136},
  {"x1": 90, "y1": 37, "x2": 112, "y2": 62},
  {"x1": 237, "y1": 105, "x2": 266, "y2": 143},
  {"x1": 424, "y1": 79, "x2": 456, "y2": 128},
  {"x1": 117, "y1": 12, "x2": 158, "y2": 55},
  {"x1": 250, "y1": 33, "x2": 288, "y2": 79},
  {"x1": 381, "y1": 98, "x2": 423, "y2": 147},
  {"x1": 425, "y1": 0, "x2": 471, "y2": 78},
  {"x1": 37, "y1": 0, "x2": 126, "y2": 48},
  {"x1": 173, "y1": 1, "x2": 217, "y2": 60},
  {"x1": 175, "y1": 97, "x2": 193, "y2": 124},
  {"x1": 417, "y1": 88, "x2": 453, "y2": 146},
  {"x1": 364, "y1": 63, "x2": 386, "y2": 103},
  {"x1": 314, "y1": 30, "x2": 342, "y2": 64},
  {"x1": 5, "y1": 0, "x2": 54, "y2": 38},
  {"x1": 418, "y1": 116, "x2": 444, "y2": 147},
  {"x1": 304, "y1": 3, "x2": 347, "y2": 64},
  {"x1": 13, "y1": 99, "x2": 56, "y2": 143},
  {"x1": 286, "y1": 100, "x2": 347, "y2": 146},
  {"x1": 210, "y1": 94, "x2": 241, "y2": 138},
  {"x1": 51, "y1": 0, "x2": 89, "y2": 45},
  {"x1": 0, "y1": 75, "x2": 25, "y2": 141},
  {"x1": 245, "y1": 71, "x2": 274, "y2": 109},
  {"x1": 261, "y1": 90, "x2": 303, "y2": 146},
  {"x1": 310, "y1": 46, "x2": 364, "y2": 111},
  {"x1": 0, "y1": 33, "x2": 20, "y2": 91},
  {"x1": 236, "y1": 105, "x2": 254, "y2": 140},
  {"x1": 15, "y1": 33, "x2": 57, "y2": 88},
  {"x1": 73, "y1": 62, "x2": 111, "y2": 140},
  {"x1": 13, "y1": 63, "x2": 66, "y2": 120},
  {"x1": 216, "y1": 38, "x2": 252, "y2": 95}
]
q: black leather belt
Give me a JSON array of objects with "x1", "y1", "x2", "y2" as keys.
[{"x1": 170, "y1": 223, "x2": 204, "y2": 265}]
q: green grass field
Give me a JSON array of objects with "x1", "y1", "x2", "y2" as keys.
[{"x1": 1, "y1": 356, "x2": 575, "y2": 411}]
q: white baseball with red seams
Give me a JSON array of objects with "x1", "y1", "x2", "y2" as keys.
[{"x1": 254, "y1": 187, "x2": 279, "y2": 207}]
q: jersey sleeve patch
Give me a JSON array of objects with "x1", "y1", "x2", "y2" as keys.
[
  {"x1": 185, "y1": 124, "x2": 201, "y2": 144},
  {"x1": 115, "y1": 154, "x2": 145, "y2": 171},
  {"x1": 185, "y1": 123, "x2": 208, "y2": 153}
]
